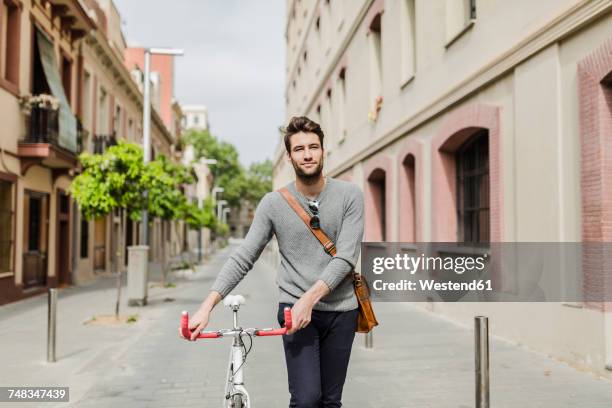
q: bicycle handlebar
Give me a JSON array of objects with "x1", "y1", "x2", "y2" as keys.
[{"x1": 181, "y1": 307, "x2": 292, "y2": 340}]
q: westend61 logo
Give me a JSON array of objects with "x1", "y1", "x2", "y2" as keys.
[{"x1": 360, "y1": 242, "x2": 612, "y2": 303}]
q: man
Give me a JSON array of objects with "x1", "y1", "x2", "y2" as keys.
[{"x1": 180, "y1": 116, "x2": 365, "y2": 407}]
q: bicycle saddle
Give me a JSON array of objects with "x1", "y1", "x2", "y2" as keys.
[{"x1": 223, "y1": 294, "x2": 246, "y2": 308}]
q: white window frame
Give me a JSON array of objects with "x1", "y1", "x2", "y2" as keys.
[
  {"x1": 400, "y1": 0, "x2": 416, "y2": 87},
  {"x1": 445, "y1": 0, "x2": 476, "y2": 48}
]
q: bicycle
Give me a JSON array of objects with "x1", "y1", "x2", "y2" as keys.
[{"x1": 180, "y1": 294, "x2": 292, "y2": 408}]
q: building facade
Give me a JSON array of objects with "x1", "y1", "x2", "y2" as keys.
[
  {"x1": 0, "y1": 0, "x2": 95, "y2": 303},
  {"x1": 277, "y1": 0, "x2": 612, "y2": 376},
  {"x1": 123, "y1": 46, "x2": 186, "y2": 267},
  {"x1": 0, "y1": 0, "x2": 185, "y2": 305},
  {"x1": 181, "y1": 145, "x2": 214, "y2": 260},
  {"x1": 181, "y1": 105, "x2": 209, "y2": 131}
]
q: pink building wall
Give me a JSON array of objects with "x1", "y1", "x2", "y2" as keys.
[
  {"x1": 124, "y1": 47, "x2": 175, "y2": 128},
  {"x1": 397, "y1": 139, "x2": 423, "y2": 243},
  {"x1": 578, "y1": 37, "x2": 612, "y2": 311}
]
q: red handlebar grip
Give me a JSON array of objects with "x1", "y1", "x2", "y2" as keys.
[
  {"x1": 181, "y1": 311, "x2": 192, "y2": 339},
  {"x1": 256, "y1": 328, "x2": 286, "y2": 336},
  {"x1": 180, "y1": 311, "x2": 220, "y2": 339},
  {"x1": 283, "y1": 307, "x2": 292, "y2": 330},
  {"x1": 255, "y1": 307, "x2": 293, "y2": 336}
]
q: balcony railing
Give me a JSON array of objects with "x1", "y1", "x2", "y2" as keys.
[
  {"x1": 22, "y1": 104, "x2": 85, "y2": 155},
  {"x1": 17, "y1": 100, "x2": 82, "y2": 174},
  {"x1": 25, "y1": 105, "x2": 59, "y2": 145},
  {"x1": 93, "y1": 133, "x2": 118, "y2": 154}
]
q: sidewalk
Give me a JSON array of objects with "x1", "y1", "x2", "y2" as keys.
[
  {"x1": 0, "y1": 255, "x2": 224, "y2": 407},
  {"x1": 345, "y1": 303, "x2": 612, "y2": 407},
  {"x1": 1, "y1": 243, "x2": 612, "y2": 407}
]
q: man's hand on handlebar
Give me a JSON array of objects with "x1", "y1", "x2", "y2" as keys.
[
  {"x1": 179, "y1": 291, "x2": 222, "y2": 341},
  {"x1": 178, "y1": 306, "x2": 211, "y2": 341},
  {"x1": 287, "y1": 280, "x2": 330, "y2": 335}
]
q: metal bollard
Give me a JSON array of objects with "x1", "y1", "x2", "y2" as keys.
[
  {"x1": 47, "y1": 288, "x2": 57, "y2": 363},
  {"x1": 365, "y1": 331, "x2": 373, "y2": 349},
  {"x1": 474, "y1": 316, "x2": 489, "y2": 408}
]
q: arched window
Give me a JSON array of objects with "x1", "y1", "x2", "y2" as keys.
[
  {"x1": 401, "y1": 154, "x2": 416, "y2": 242},
  {"x1": 431, "y1": 104, "x2": 500, "y2": 243},
  {"x1": 367, "y1": 168, "x2": 387, "y2": 241},
  {"x1": 455, "y1": 130, "x2": 489, "y2": 243}
]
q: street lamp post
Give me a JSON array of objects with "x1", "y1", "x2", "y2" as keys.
[
  {"x1": 129, "y1": 47, "x2": 183, "y2": 307},
  {"x1": 201, "y1": 158, "x2": 218, "y2": 166},
  {"x1": 194, "y1": 158, "x2": 216, "y2": 262},
  {"x1": 217, "y1": 199, "x2": 227, "y2": 222},
  {"x1": 212, "y1": 186, "x2": 224, "y2": 199},
  {"x1": 212, "y1": 188, "x2": 224, "y2": 216},
  {"x1": 141, "y1": 47, "x2": 184, "y2": 246}
]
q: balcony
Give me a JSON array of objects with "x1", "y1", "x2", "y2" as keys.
[
  {"x1": 26, "y1": 103, "x2": 59, "y2": 144},
  {"x1": 18, "y1": 103, "x2": 80, "y2": 176}
]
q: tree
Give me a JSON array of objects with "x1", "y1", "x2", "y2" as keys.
[
  {"x1": 70, "y1": 141, "x2": 195, "y2": 315},
  {"x1": 215, "y1": 222, "x2": 230, "y2": 237},
  {"x1": 182, "y1": 129, "x2": 245, "y2": 207},
  {"x1": 183, "y1": 196, "x2": 217, "y2": 231},
  {"x1": 143, "y1": 154, "x2": 194, "y2": 286},
  {"x1": 181, "y1": 130, "x2": 275, "y2": 241},
  {"x1": 243, "y1": 159, "x2": 273, "y2": 204},
  {"x1": 182, "y1": 196, "x2": 217, "y2": 264},
  {"x1": 70, "y1": 141, "x2": 147, "y2": 319},
  {"x1": 71, "y1": 141, "x2": 148, "y2": 222},
  {"x1": 145, "y1": 154, "x2": 193, "y2": 221}
]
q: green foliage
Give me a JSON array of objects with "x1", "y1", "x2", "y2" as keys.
[
  {"x1": 183, "y1": 197, "x2": 216, "y2": 230},
  {"x1": 71, "y1": 141, "x2": 197, "y2": 224},
  {"x1": 215, "y1": 222, "x2": 230, "y2": 237},
  {"x1": 243, "y1": 159, "x2": 273, "y2": 204},
  {"x1": 182, "y1": 129, "x2": 245, "y2": 207},
  {"x1": 181, "y1": 130, "x2": 273, "y2": 208},
  {"x1": 70, "y1": 141, "x2": 147, "y2": 221},
  {"x1": 144, "y1": 154, "x2": 193, "y2": 221},
  {"x1": 182, "y1": 129, "x2": 241, "y2": 179}
]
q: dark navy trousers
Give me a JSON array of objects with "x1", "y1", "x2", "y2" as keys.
[{"x1": 277, "y1": 303, "x2": 358, "y2": 408}]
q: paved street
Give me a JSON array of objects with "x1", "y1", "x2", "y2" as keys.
[{"x1": 1, "y1": 243, "x2": 612, "y2": 407}]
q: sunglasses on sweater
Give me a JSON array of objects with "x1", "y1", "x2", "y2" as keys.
[{"x1": 308, "y1": 200, "x2": 320, "y2": 229}]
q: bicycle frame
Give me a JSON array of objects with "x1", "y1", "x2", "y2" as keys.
[
  {"x1": 224, "y1": 307, "x2": 251, "y2": 407},
  {"x1": 180, "y1": 295, "x2": 292, "y2": 408}
]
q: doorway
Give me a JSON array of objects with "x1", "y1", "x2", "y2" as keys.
[
  {"x1": 22, "y1": 190, "x2": 49, "y2": 288},
  {"x1": 93, "y1": 217, "x2": 106, "y2": 272}
]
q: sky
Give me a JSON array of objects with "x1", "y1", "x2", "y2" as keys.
[{"x1": 113, "y1": 0, "x2": 286, "y2": 166}]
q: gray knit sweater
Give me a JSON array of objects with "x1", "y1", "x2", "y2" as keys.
[{"x1": 209, "y1": 177, "x2": 364, "y2": 312}]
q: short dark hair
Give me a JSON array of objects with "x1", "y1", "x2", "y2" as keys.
[{"x1": 281, "y1": 116, "x2": 325, "y2": 153}]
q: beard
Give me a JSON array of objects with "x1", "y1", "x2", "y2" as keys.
[{"x1": 290, "y1": 156, "x2": 324, "y2": 185}]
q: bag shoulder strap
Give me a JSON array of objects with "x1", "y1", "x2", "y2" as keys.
[{"x1": 278, "y1": 187, "x2": 337, "y2": 257}]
